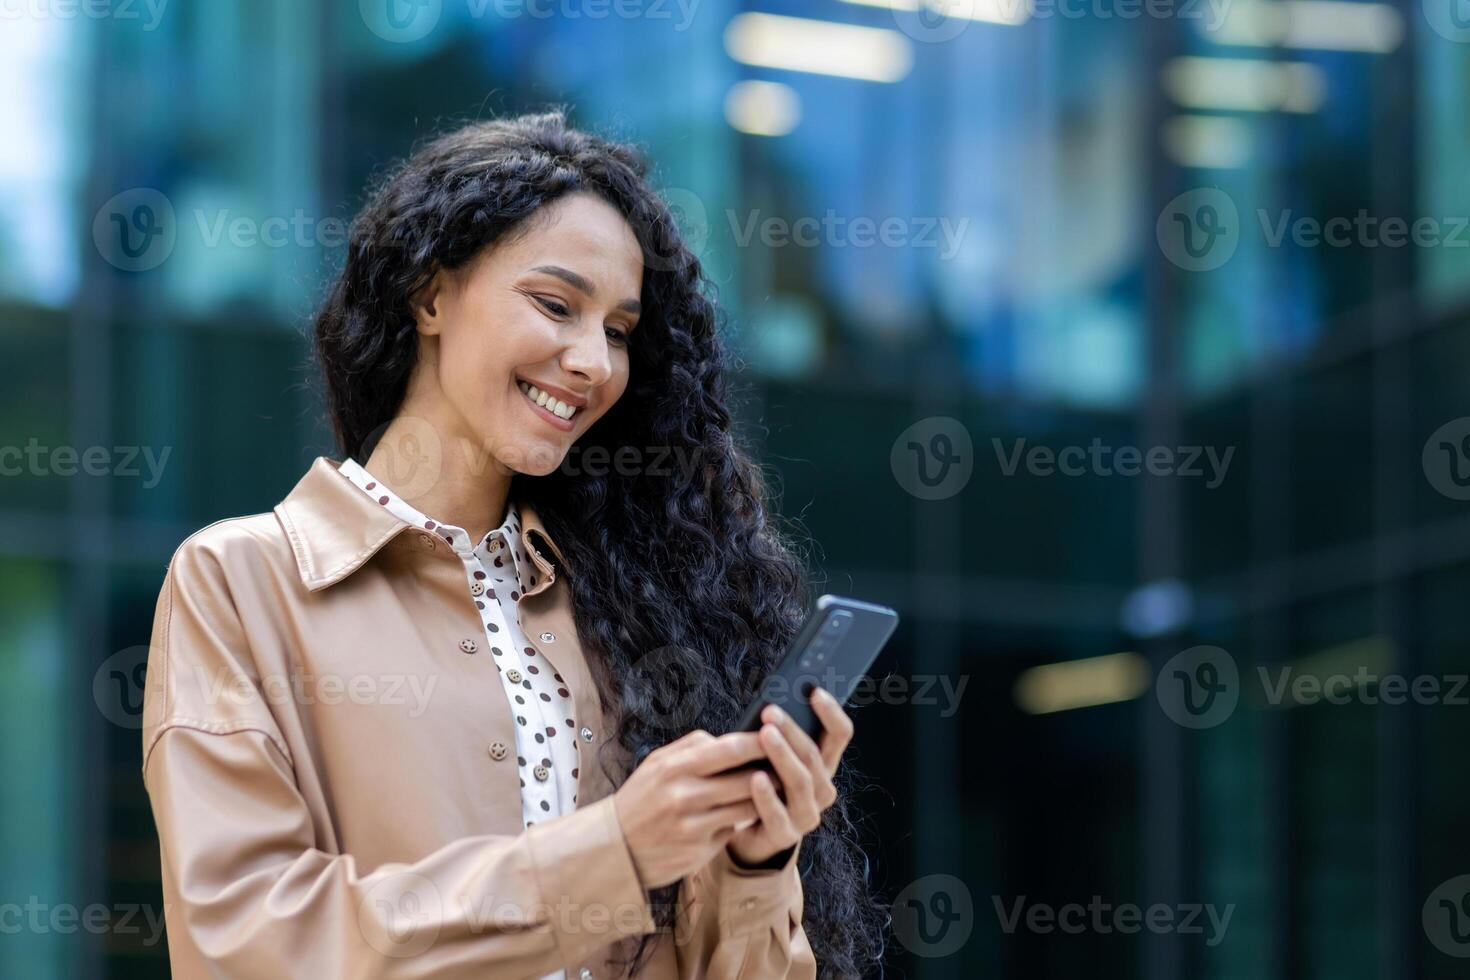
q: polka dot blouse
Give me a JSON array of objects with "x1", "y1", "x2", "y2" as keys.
[{"x1": 339, "y1": 458, "x2": 580, "y2": 835}]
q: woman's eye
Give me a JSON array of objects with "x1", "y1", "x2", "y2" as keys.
[
  {"x1": 606, "y1": 326, "x2": 630, "y2": 346},
  {"x1": 535, "y1": 296, "x2": 569, "y2": 317}
]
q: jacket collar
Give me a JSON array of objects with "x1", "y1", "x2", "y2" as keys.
[{"x1": 274, "y1": 456, "x2": 568, "y2": 594}]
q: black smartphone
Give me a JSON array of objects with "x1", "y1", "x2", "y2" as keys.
[{"x1": 727, "y1": 595, "x2": 899, "y2": 773}]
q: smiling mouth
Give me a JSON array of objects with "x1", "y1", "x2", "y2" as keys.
[{"x1": 517, "y1": 379, "x2": 580, "y2": 427}]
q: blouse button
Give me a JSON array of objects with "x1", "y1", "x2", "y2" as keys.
[
  {"x1": 539, "y1": 631, "x2": 556, "y2": 643},
  {"x1": 580, "y1": 727, "x2": 594, "y2": 743},
  {"x1": 579, "y1": 970, "x2": 593, "y2": 980},
  {"x1": 506, "y1": 668, "x2": 523, "y2": 683},
  {"x1": 532, "y1": 764, "x2": 550, "y2": 782},
  {"x1": 470, "y1": 581, "x2": 486, "y2": 596},
  {"x1": 488, "y1": 741, "x2": 507, "y2": 761},
  {"x1": 458, "y1": 638, "x2": 478, "y2": 654},
  {"x1": 417, "y1": 533, "x2": 437, "y2": 551}
]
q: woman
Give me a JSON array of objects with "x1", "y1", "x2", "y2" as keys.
[{"x1": 141, "y1": 111, "x2": 886, "y2": 979}]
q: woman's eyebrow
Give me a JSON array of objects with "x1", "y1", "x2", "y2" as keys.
[{"x1": 531, "y1": 264, "x2": 641, "y2": 315}]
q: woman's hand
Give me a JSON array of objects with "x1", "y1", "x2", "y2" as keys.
[
  {"x1": 613, "y1": 729, "x2": 767, "y2": 889},
  {"x1": 726, "y1": 685, "x2": 853, "y2": 868}
]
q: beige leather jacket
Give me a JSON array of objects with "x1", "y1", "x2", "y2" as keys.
[{"x1": 141, "y1": 456, "x2": 817, "y2": 979}]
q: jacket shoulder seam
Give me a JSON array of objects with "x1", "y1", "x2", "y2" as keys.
[
  {"x1": 143, "y1": 718, "x2": 294, "y2": 779},
  {"x1": 158, "y1": 557, "x2": 174, "y2": 726},
  {"x1": 150, "y1": 519, "x2": 296, "y2": 779},
  {"x1": 173, "y1": 512, "x2": 279, "y2": 555},
  {"x1": 154, "y1": 515, "x2": 270, "y2": 755}
]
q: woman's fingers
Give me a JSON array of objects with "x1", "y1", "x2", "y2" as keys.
[
  {"x1": 809, "y1": 687, "x2": 854, "y2": 771},
  {"x1": 761, "y1": 703, "x2": 826, "y2": 774},
  {"x1": 689, "y1": 770, "x2": 763, "y2": 807},
  {"x1": 694, "y1": 799, "x2": 759, "y2": 835},
  {"x1": 759, "y1": 723, "x2": 820, "y2": 831},
  {"x1": 681, "y1": 731, "x2": 766, "y2": 776},
  {"x1": 749, "y1": 770, "x2": 798, "y2": 841},
  {"x1": 761, "y1": 701, "x2": 840, "y2": 811}
]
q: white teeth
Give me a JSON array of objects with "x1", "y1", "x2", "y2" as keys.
[{"x1": 519, "y1": 381, "x2": 578, "y2": 420}]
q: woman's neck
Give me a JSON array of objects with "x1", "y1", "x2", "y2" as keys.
[{"x1": 364, "y1": 419, "x2": 513, "y2": 544}]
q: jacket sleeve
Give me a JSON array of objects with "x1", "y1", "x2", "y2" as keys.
[
  {"x1": 670, "y1": 840, "x2": 817, "y2": 979},
  {"x1": 141, "y1": 536, "x2": 658, "y2": 980}
]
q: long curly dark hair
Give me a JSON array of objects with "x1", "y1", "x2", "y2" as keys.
[{"x1": 311, "y1": 109, "x2": 887, "y2": 978}]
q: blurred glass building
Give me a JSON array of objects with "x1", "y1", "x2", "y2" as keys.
[{"x1": 2, "y1": 0, "x2": 1469, "y2": 976}]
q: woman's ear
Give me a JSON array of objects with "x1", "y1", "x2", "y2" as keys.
[{"x1": 409, "y1": 267, "x2": 452, "y2": 336}]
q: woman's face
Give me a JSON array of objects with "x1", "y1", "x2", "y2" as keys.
[{"x1": 408, "y1": 191, "x2": 645, "y2": 477}]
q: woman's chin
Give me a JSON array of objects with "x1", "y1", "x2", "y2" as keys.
[{"x1": 495, "y1": 437, "x2": 569, "y2": 477}]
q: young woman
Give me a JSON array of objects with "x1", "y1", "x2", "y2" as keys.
[{"x1": 141, "y1": 111, "x2": 885, "y2": 979}]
